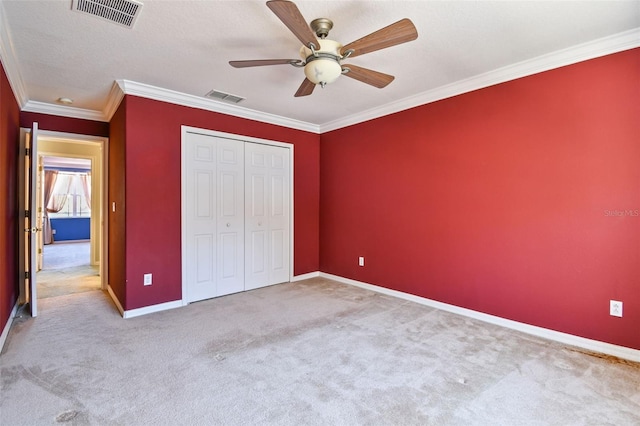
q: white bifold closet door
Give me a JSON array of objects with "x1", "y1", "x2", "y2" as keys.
[
  {"x1": 244, "y1": 142, "x2": 290, "y2": 290},
  {"x1": 183, "y1": 131, "x2": 290, "y2": 303}
]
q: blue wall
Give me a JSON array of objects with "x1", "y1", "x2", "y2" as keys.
[{"x1": 50, "y1": 217, "x2": 90, "y2": 241}]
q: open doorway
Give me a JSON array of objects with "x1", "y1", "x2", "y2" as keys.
[
  {"x1": 32, "y1": 132, "x2": 107, "y2": 302},
  {"x1": 37, "y1": 155, "x2": 100, "y2": 298}
]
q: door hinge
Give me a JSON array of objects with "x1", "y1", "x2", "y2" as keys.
[
  {"x1": 25, "y1": 210, "x2": 30, "y2": 217},
  {"x1": 25, "y1": 148, "x2": 31, "y2": 156},
  {"x1": 25, "y1": 271, "x2": 30, "y2": 279}
]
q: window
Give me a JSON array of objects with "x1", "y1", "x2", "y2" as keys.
[{"x1": 47, "y1": 172, "x2": 91, "y2": 218}]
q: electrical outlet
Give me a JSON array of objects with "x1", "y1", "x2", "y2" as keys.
[
  {"x1": 144, "y1": 273, "x2": 152, "y2": 286},
  {"x1": 358, "y1": 257, "x2": 364, "y2": 267},
  {"x1": 610, "y1": 300, "x2": 623, "y2": 317}
]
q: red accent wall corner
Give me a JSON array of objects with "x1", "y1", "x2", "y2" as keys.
[{"x1": 319, "y1": 48, "x2": 640, "y2": 350}]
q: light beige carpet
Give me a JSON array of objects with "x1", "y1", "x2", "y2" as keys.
[
  {"x1": 38, "y1": 241, "x2": 99, "y2": 299},
  {"x1": 1, "y1": 277, "x2": 639, "y2": 425},
  {"x1": 43, "y1": 241, "x2": 90, "y2": 270},
  {"x1": 37, "y1": 265, "x2": 101, "y2": 299}
]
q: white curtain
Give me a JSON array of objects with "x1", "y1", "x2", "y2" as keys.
[
  {"x1": 42, "y1": 170, "x2": 58, "y2": 244},
  {"x1": 45, "y1": 174, "x2": 73, "y2": 242},
  {"x1": 80, "y1": 172, "x2": 91, "y2": 210}
]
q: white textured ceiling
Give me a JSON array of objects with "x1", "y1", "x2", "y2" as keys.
[{"x1": 1, "y1": 0, "x2": 639, "y2": 129}]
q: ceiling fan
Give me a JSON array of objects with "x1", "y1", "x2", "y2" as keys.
[{"x1": 229, "y1": 0, "x2": 418, "y2": 97}]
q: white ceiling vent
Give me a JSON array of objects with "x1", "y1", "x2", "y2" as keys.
[
  {"x1": 72, "y1": 0, "x2": 143, "y2": 29},
  {"x1": 205, "y1": 90, "x2": 246, "y2": 104}
]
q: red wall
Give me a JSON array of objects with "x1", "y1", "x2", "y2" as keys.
[
  {"x1": 119, "y1": 96, "x2": 320, "y2": 310},
  {"x1": 320, "y1": 49, "x2": 640, "y2": 350},
  {"x1": 20, "y1": 112, "x2": 109, "y2": 137},
  {"x1": 108, "y1": 100, "x2": 127, "y2": 307},
  {"x1": 0, "y1": 61, "x2": 20, "y2": 334}
]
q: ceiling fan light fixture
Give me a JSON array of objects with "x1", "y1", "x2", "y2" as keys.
[
  {"x1": 300, "y1": 39, "x2": 343, "y2": 86},
  {"x1": 230, "y1": 1, "x2": 418, "y2": 97},
  {"x1": 303, "y1": 58, "x2": 342, "y2": 85}
]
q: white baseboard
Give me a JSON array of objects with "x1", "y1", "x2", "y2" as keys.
[
  {"x1": 106, "y1": 284, "x2": 186, "y2": 319},
  {"x1": 291, "y1": 271, "x2": 320, "y2": 282},
  {"x1": 107, "y1": 285, "x2": 125, "y2": 316},
  {"x1": 123, "y1": 300, "x2": 183, "y2": 319},
  {"x1": 107, "y1": 284, "x2": 182, "y2": 319},
  {"x1": 0, "y1": 302, "x2": 19, "y2": 353},
  {"x1": 320, "y1": 272, "x2": 640, "y2": 363}
]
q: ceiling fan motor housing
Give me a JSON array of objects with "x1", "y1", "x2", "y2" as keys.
[{"x1": 300, "y1": 39, "x2": 343, "y2": 86}]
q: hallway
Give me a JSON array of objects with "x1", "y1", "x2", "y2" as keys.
[{"x1": 37, "y1": 242, "x2": 100, "y2": 299}]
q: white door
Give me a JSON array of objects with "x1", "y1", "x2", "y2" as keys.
[
  {"x1": 183, "y1": 130, "x2": 291, "y2": 302},
  {"x1": 18, "y1": 123, "x2": 39, "y2": 316},
  {"x1": 245, "y1": 143, "x2": 290, "y2": 290},
  {"x1": 184, "y1": 133, "x2": 245, "y2": 302},
  {"x1": 36, "y1": 155, "x2": 44, "y2": 271},
  {"x1": 184, "y1": 132, "x2": 218, "y2": 302},
  {"x1": 215, "y1": 138, "x2": 244, "y2": 296},
  {"x1": 28, "y1": 125, "x2": 39, "y2": 316}
]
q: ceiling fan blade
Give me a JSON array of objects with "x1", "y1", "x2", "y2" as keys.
[
  {"x1": 267, "y1": 0, "x2": 319, "y2": 48},
  {"x1": 342, "y1": 64, "x2": 395, "y2": 88},
  {"x1": 294, "y1": 78, "x2": 315, "y2": 97},
  {"x1": 340, "y1": 18, "x2": 418, "y2": 58},
  {"x1": 229, "y1": 59, "x2": 300, "y2": 68}
]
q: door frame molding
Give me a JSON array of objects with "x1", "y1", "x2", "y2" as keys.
[
  {"x1": 180, "y1": 126, "x2": 294, "y2": 306},
  {"x1": 19, "y1": 128, "x2": 109, "y2": 294}
]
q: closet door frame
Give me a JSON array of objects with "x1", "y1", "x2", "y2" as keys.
[{"x1": 180, "y1": 126, "x2": 294, "y2": 306}]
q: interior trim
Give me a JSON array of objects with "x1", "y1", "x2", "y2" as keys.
[
  {"x1": 0, "y1": 302, "x2": 19, "y2": 353},
  {"x1": 320, "y1": 272, "x2": 640, "y2": 363},
  {"x1": 107, "y1": 285, "x2": 124, "y2": 316},
  {"x1": 22, "y1": 100, "x2": 106, "y2": 122},
  {"x1": 291, "y1": 271, "x2": 320, "y2": 282},
  {"x1": 320, "y1": 28, "x2": 640, "y2": 132},
  {"x1": 4, "y1": 24, "x2": 637, "y2": 133},
  {"x1": 123, "y1": 300, "x2": 183, "y2": 319},
  {"x1": 114, "y1": 80, "x2": 321, "y2": 133},
  {"x1": 0, "y1": 2, "x2": 28, "y2": 107}
]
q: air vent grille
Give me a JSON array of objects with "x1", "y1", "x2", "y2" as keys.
[
  {"x1": 72, "y1": 0, "x2": 143, "y2": 29},
  {"x1": 205, "y1": 90, "x2": 246, "y2": 104}
]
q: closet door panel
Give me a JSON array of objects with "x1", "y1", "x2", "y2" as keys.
[
  {"x1": 216, "y1": 139, "x2": 245, "y2": 296},
  {"x1": 184, "y1": 131, "x2": 290, "y2": 302},
  {"x1": 184, "y1": 133, "x2": 217, "y2": 302},
  {"x1": 245, "y1": 143, "x2": 290, "y2": 289},
  {"x1": 245, "y1": 149, "x2": 269, "y2": 290},
  {"x1": 268, "y1": 147, "x2": 290, "y2": 285}
]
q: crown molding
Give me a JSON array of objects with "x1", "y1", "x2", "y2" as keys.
[
  {"x1": 21, "y1": 100, "x2": 106, "y2": 122},
  {"x1": 320, "y1": 28, "x2": 640, "y2": 133},
  {"x1": 0, "y1": 2, "x2": 28, "y2": 108},
  {"x1": 103, "y1": 80, "x2": 126, "y2": 120},
  {"x1": 3, "y1": 15, "x2": 637, "y2": 133},
  {"x1": 116, "y1": 80, "x2": 321, "y2": 134}
]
